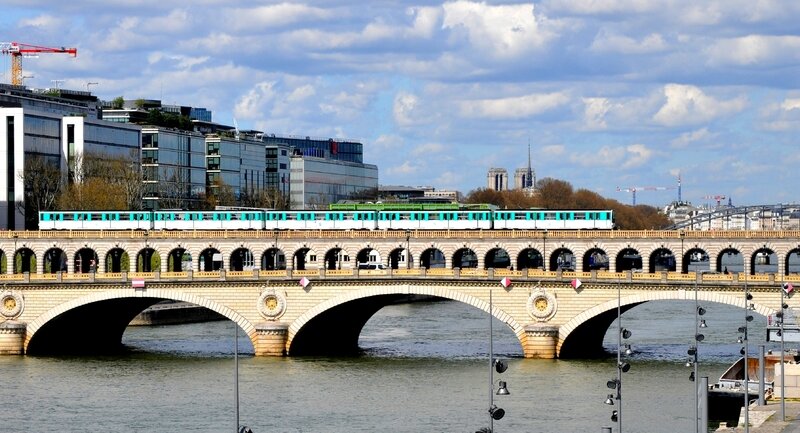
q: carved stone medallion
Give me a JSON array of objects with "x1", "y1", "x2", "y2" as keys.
[
  {"x1": 527, "y1": 288, "x2": 557, "y2": 322},
  {"x1": 258, "y1": 289, "x2": 286, "y2": 320}
]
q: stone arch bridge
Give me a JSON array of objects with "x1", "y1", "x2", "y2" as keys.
[{"x1": 0, "y1": 229, "x2": 798, "y2": 358}]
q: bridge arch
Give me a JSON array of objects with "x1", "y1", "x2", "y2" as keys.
[
  {"x1": 484, "y1": 247, "x2": 510, "y2": 269},
  {"x1": 550, "y1": 247, "x2": 574, "y2": 271},
  {"x1": 198, "y1": 247, "x2": 221, "y2": 271},
  {"x1": 292, "y1": 247, "x2": 318, "y2": 270},
  {"x1": 558, "y1": 291, "x2": 776, "y2": 358},
  {"x1": 355, "y1": 247, "x2": 382, "y2": 267},
  {"x1": 24, "y1": 289, "x2": 256, "y2": 355},
  {"x1": 14, "y1": 247, "x2": 36, "y2": 274},
  {"x1": 420, "y1": 247, "x2": 445, "y2": 269},
  {"x1": 166, "y1": 247, "x2": 190, "y2": 272},
  {"x1": 648, "y1": 247, "x2": 676, "y2": 273},
  {"x1": 453, "y1": 247, "x2": 478, "y2": 269},
  {"x1": 324, "y1": 247, "x2": 350, "y2": 270},
  {"x1": 261, "y1": 248, "x2": 286, "y2": 270},
  {"x1": 230, "y1": 247, "x2": 255, "y2": 271},
  {"x1": 287, "y1": 286, "x2": 524, "y2": 356},
  {"x1": 388, "y1": 247, "x2": 409, "y2": 269},
  {"x1": 517, "y1": 248, "x2": 543, "y2": 270},
  {"x1": 74, "y1": 247, "x2": 98, "y2": 273},
  {"x1": 0, "y1": 249, "x2": 7, "y2": 273},
  {"x1": 583, "y1": 248, "x2": 609, "y2": 271},
  {"x1": 786, "y1": 248, "x2": 800, "y2": 275},
  {"x1": 717, "y1": 247, "x2": 743, "y2": 274},
  {"x1": 615, "y1": 248, "x2": 641, "y2": 272},
  {"x1": 682, "y1": 247, "x2": 710, "y2": 273},
  {"x1": 751, "y1": 246, "x2": 776, "y2": 274},
  {"x1": 43, "y1": 247, "x2": 66, "y2": 273}
]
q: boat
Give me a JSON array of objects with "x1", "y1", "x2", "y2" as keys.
[{"x1": 708, "y1": 352, "x2": 798, "y2": 424}]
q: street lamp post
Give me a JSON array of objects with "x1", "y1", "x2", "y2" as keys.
[
  {"x1": 406, "y1": 230, "x2": 411, "y2": 269},
  {"x1": 740, "y1": 257, "x2": 752, "y2": 433},
  {"x1": 605, "y1": 281, "x2": 632, "y2": 433},
  {"x1": 542, "y1": 230, "x2": 548, "y2": 271}
]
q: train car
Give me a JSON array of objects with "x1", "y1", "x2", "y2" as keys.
[
  {"x1": 492, "y1": 210, "x2": 614, "y2": 230},
  {"x1": 39, "y1": 211, "x2": 153, "y2": 230},
  {"x1": 377, "y1": 210, "x2": 493, "y2": 230},
  {"x1": 269, "y1": 210, "x2": 378, "y2": 230},
  {"x1": 152, "y1": 211, "x2": 264, "y2": 230}
]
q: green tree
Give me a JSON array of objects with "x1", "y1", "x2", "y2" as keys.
[{"x1": 111, "y1": 96, "x2": 125, "y2": 109}]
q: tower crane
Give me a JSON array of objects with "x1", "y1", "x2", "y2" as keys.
[
  {"x1": 616, "y1": 185, "x2": 676, "y2": 206},
  {"x1": 702, "y1": 195, "x2": 727, "y2": 207},
  {"x1": 0, "y1": 42, "x2": 77, "y2": 86}
]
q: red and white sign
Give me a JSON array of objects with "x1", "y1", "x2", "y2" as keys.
[
  {"x1": 299, "y1": 277, "x2": 310, "y2": 288},
  {"x1": 784, "y1": 282, "x2": 794, "y2": 295},
  {"x1": 132, "y1": 279, "x2": 145, "y2": 288},
  {"x1": 500, "y1": 277, "x2": 512, "y2": 288},
  {"x1": 571, "y1": 279, "x2": 582, "y2": 289}
]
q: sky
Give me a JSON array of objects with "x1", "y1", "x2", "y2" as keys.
[{"x1": 2, "y1": 0, "x2": 799, "y2": 207}]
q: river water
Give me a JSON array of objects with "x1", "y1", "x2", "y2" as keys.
[{"x1": 0, "y1": 298, "x2": 786, "y2": 433}]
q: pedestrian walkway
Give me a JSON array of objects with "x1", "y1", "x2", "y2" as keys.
[{"x1": 715, "y1": 400, "x2": 800, "y2": 432}]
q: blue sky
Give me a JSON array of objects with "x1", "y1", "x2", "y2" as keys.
[{"x1": 3, "y1": 1, "x2": 800, "y2": 207}]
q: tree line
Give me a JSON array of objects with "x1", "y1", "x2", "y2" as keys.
[
  {"x1": 463, "y1": 177, "x2": 671, "y2": 230},
  {"x1": 18, "y1": 151, "x2": 289, "y2": 229}
]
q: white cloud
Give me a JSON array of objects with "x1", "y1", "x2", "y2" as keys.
[
  {"x1": 18, "y1": 14, "x2": 64, "y2": 28},
  {"x1": 386, "y1": 161, "x2": 420, "y2": 176},
  {"x1": 460, "y1": 92, "x2": 569, "y2": 119},
  {"x1": 224, "y1": 3, "x2": 335, "y2": 31},
  {"x1": 622, "y1": 143, "x2": 653, "y2": 168},
  {"x1": 441, "y1": 1, "x2": 555, "y2": 59},
  {"x1": 550, "y1": 0, "x2": 658, "y2": 14},
  {"x1": 590, "y1": 31, "x2": 667, "y2": 54},
  {"x1": 707, "y1": 35, "x2": 800, "y2": 67},
  {"x1": 411, "y1": 143, "x2": 445, "y2": 156},
  {"x1": 582, "y1": 97, "x2": 610, "y2": 129},
  {"x1": 670, "y1": 128, "x2": 713, "y2": 148},
  {"x1": 541, "y1": 144, "x2": 566, "y2": 157},
  {"x1": 653, "y1": 84, "x2": 746, "y2": 126},
  {"x1": 760, "y1": 96, "x2": 800, "y2": 131},
  {"x1": 393, "y1": 92, "x2": 420, "y2": 126},
  {"x1": 234, "y1": 81, "x2": 277, "y2": 121}
]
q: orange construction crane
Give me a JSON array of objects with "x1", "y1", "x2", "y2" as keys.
[
  {"x1": 616, "y1": 185, "x2": 676, "y2": 206},
  {"x1": 703, "y1": 195, "x2": 727, "y2": 207},
  {"x1": 0, "y1": 42, "x2": 77, "y2": 86}
]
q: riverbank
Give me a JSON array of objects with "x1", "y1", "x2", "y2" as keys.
[{"x1": 718, "y1": 400, "x2": 800, "y2": 432}]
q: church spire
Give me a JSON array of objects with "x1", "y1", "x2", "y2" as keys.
[{"x1": 526, "y1": 138, "x2": 533, "y2": 188}]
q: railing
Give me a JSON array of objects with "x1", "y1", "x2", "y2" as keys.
[
  {"x1": 3, "y1": 269, "x2": 800, "y2": 286},
  {"x1": 5, "y1": 229, "x2": 800, "y2": 241}
]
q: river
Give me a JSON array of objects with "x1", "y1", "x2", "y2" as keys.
[{"x1": 0, "y1": 298, "x2": 785, "y2": 432}]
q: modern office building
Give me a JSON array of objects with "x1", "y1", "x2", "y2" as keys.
[
  {"x1": 0, "y1": 85, "x2": 141, "y2": 229},
  {"x1": 141, "y1": 127, "x2": 206, "y2": 210},
  {"x1": 265, "y1": 134, "x2": 378, "y2": 209},
  {"x1": 290, "y1": 154, "x2": 378, "y2": 209}
]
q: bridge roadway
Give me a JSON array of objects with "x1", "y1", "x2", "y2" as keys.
[{"x1": 0, "y1": 231, "x2": 800, "y2": 358}]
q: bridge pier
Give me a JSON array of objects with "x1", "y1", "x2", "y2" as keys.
[
  {"x1": 254, "y1": 322, "x2": 289, "y2": 356},
  {"x1": 523, "y1": 324, "x2": 559, "y2": 359},
  {"x1": 0, "y1": 321, "x2": 26, "y2": 355}
]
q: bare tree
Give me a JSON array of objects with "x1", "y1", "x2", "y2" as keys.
[
  {"x1": 157, "y1": 167, "x2": 190, "y2": 210},
  {"x1": 240, "y1": 187, "x2": 289, "y2": 209},
  {"x1": 17, "y1": 155, "x2": 63, "y2": 228}
]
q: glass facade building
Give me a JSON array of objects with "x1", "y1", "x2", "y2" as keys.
[
  {"x1": 264, "y1": 135, "x2": 363, "y2": 164},
  {"x1": 141, "y1": 127, "x2": 206, "y2": 210},
  {"x1": 290, "y1": 155, "x2": 378, "y2": 209}
]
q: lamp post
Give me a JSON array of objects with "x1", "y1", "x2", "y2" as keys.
[
  {"x1": 779, "y1": 279, "x2": 789, "y2": 421},
  {"x1": 687, "y1": 278, "x2": 707, "y2": 433},
  {"x1": 542, "y1": 230, "x2": 548, "y2": 271},
  {"x1": 605, "y1": 282, "x2": 632, "y2": 433},
  {"x1": 406, "y1": 229, "x2": 411, "y2": 269},
  {"x1": 481, "y1": 287, "x2": 509, "y2": 433},
  {"x1": 739, "y1": 257, "x2": 752, "y2": 433}
]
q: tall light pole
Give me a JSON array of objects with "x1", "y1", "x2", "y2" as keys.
[
  {"x1": 483, "y1": 286, "x2": 509, "y2": 432},
  {"x1": 687, "y1": 278, "x2": 707, "y2": 433},
  {"x1": 606, "y1": 281, "x2": 632, "y2": 432},
  {"x1": 740, "y1": 255, "x2": 752, "y2": 433}
]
